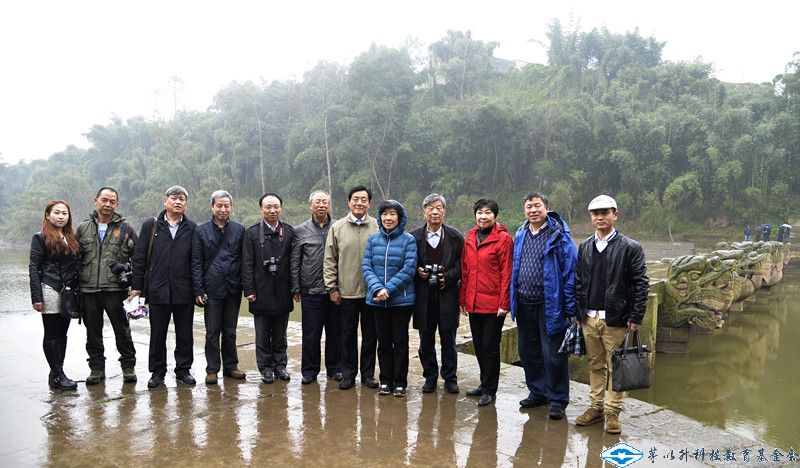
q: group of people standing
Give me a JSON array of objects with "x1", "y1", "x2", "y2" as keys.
[{"x1": 29, "y1": 184, "x2": 648, "y2": 435}]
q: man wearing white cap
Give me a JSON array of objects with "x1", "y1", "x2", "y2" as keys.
[{"x1": 574, "y1": 195, "x2": 649, "y2": 434}]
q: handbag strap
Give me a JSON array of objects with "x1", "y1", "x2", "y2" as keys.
[
  {"x1": 617, "y1": 329, "x2": 646, "y2": 356},
  {"x1": 142, "y1": 217, "x2": 157, "y2": 296}
]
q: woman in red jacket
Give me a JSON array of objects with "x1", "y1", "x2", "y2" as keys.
[{"x1": 459, "y1": 198, "x2": 513, "y2": 406}]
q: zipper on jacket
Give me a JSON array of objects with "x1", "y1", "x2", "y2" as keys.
[
  {"x1": 383, "y1": 236, "x2": 390, "y2": 308},
  {"x1": 95, "y1": 220, "x2": 104, "y2": 289}
]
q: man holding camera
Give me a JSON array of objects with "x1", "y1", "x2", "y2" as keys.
[
  {"x1": 191, "y1": 190, "x2": 247, "y2": 385},
  {"x1": 77, "y1": 187, "x2": 138, "y2": 385},
  {"x1": 242, "y1": 193, "x2": 296, "y2": 384},
  {"x1": 410, "y1": 194, "x2": 464, "y2": 394}
]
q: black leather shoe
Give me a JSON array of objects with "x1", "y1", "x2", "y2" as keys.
[
  {"x1": 175, "y1": 372, "x2": 196, "y2": 385},
  {"x1": 50, "y1": 371, "x2": 78, "y2": 390},
  {"x1": 362, "y1": 377, "x2": 379, "y2": 389},
  {"x1": 275, "y1": 368, "x2": 291, "y2": 381},
  {"x1": 548, "y1": 405, "x2": 566, "y2": 420},
  {"x1": 339, "y1": 378, "x2": 354, "y2": 390},
  {"x1": 421, "y1": 379, "x2": 436, "y2": 393},
  {"x1": 519, "y1": 396, "x2": 548, "y2": 408},
  {"x1": 444, "y1": 381, "x2": 460, "y2": 394},
  {"x1": 478, "y1": 394, "x2": 495, "y2": 406},
  {"x1": 328, "y1": 372, "x2": 343, "y2": 382},
  {"x1": 147, "y1": 373, "x2": 165, "y2": 389},
  {"x1": 466, "y1": 387, "x2": 482, "y2": 397},
  {"x1": 261, "y1": 371, "x2": 275, "y2": 384},
  {"x1": 301, "y1": 375, "x2": 316, "y2": 385}
]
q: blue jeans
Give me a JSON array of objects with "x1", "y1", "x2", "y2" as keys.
[{"x1": 516, "y1": 301, "x2": 569, "y2": 408}]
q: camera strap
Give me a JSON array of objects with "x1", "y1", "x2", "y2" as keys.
[{"x1": 258, "y1": 221, "x2": 284, "y2": 258}]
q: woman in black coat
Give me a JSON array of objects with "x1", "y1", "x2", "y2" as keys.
[{"x1": 29, "y1": 200, "x2": 80, "y2": 390}]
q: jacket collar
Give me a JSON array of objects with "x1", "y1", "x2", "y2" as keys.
[{"x1": 90, "y1": 210, "x2": 125, "y2": 225}]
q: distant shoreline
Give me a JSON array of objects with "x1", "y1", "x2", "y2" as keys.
[{"x1": 0, "y1": 240, "x2": 27, "y2": 251}]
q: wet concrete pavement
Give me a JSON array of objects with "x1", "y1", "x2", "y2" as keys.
[{"x1": 0, "y1": 312, "x2": 767, "y2": 467}]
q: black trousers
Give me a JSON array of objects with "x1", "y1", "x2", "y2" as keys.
[
  {"x1": 254, "y1": 313, "x2": 290, "y2": 373},
  {"x1": 204, "y1": 294, "x2": 241, "y2": 374},
  {"x1": 339, "y1": 298, "x2": 377, "y2": 382},
  {"x1": 42, "y1": 313, "x2": 70, "y2": 342},
  {"x1": 468, "y1": 313, "x2": 507, "y2": 396},
  {"x1": 148, "y1": 303, "x2": 194, "y2": 375},
  {"x1": 418, "y1": 298, "x2": 458, "y2": 383},
  {"x1": 374, "y1": 306, "x2": 413, "y2": 388},
  {"x1": 82, "y1": 290, "x2": 136, "y2": 370},
  {"x1": 301, "y1": 294, "x2": 342, "y2": 378},
  {"x1": 42, "y1": 314, "x2": 71, "y2": 372}
]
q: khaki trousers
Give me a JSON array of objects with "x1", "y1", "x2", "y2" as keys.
[{"x1": 582, "y1": 316, "x2": 627, "y2": 414}]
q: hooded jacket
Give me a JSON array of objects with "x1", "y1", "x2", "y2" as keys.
[
  {"x1": 459, "y1": 223, "x2": 514, "y2": 313},
  {"x1": 510, "y1": 212, "x2": 577, "y2": 336},
  {"x1": 362, "y1": 200, "x2": 417, "y2": 308}
]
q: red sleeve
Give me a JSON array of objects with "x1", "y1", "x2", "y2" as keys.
[{"x1": 498, "y1": 234, "x2": 514, "y2": 310}]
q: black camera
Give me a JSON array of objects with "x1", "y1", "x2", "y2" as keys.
[
  {"x1": 424, "y1": 264, "x2": 441, "y2": 287},
  {"x1": 263, "y1": 256, "x2": 280, "y2": 277},
  {"x1": 110, "y1": 262, "x2": 132, "y2": 289}
]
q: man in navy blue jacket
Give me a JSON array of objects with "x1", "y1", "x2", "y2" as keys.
[
  {"x1": 192, "y1": 190, "x2": 247, "y2": 385},
  {"x1": 510, "y1": 192, "x2": 577, "y2": 420}
]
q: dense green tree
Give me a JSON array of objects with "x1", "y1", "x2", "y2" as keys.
[{"x1": 1, "y1": 28, "x2": 798, "y2": 242}]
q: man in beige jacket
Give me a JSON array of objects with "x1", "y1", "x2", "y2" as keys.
[{"x1": 323, "y1": 185, "x2": 379, "y2": 390}]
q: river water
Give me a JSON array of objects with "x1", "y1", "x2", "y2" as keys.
[
  {"x1": 631, "y1": 264, "x2": 800, "y2": 451},
  {"x1": 3, "y1": 249, "x2": 797, "y2": 451}
]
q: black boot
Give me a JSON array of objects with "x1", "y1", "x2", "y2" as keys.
[{"x1": 43, "y1": 339, "x2": 77, "y2": 390}]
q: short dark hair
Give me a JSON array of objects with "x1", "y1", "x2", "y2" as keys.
[
  {"x1": 95, "y1": 186, "x2": 119, "y2": 199},
  {"x1": 378, "y1": 200, "x2": 405, "y2": 219},
  {"x1": 259, "y1": 192, "x2": 283, "y2": 206},
  {"x1": 347, "y1": 185, "x2": 372, "y2": 202},
  {"x1": 473, "y1": 198, "x2": 499, "y2": 217},
  {"x1": 523, "y1": 191, "x2": 549, "y2": 209}
]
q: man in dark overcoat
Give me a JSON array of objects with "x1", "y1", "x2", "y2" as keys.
[{"x1": 410, "y1": 193, "x2": 464, "y2": 394}]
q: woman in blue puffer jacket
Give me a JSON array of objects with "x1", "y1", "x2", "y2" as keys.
[{"x1": 362, "y1": 199, "x2": 417, "y2": 397}]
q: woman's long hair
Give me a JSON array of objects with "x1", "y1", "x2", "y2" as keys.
[{"x1": 41, "y1": 200, "x2": 79, "y2": 257}]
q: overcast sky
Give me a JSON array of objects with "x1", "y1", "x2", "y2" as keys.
[{"x1": 1, "y1": 0, "x2": 797, "y2": 165}]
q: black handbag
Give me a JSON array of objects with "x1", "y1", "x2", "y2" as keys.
[
  {"x1": 59, "y1": 286, "x2": 82, "y2": 320},
  {"x1": 611, "y1": 330, "x2": 651, "y2": 391},
  {"x1": 58, "y1": 260, "x2": 82, "y2": 320}
]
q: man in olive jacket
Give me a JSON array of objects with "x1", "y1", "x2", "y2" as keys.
[
  {"x1": 77, "y1": 187, "x2": 138, "y2": 385},
  {"x1": 323, "y1": 185, "x2": 379, "y2": 390},
  {"x1": 410, "y1": 193, "x2": 464, "y2": 394},
  {"x1": 242, "y1": 193, "x2": 296, "y2": 384}
]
